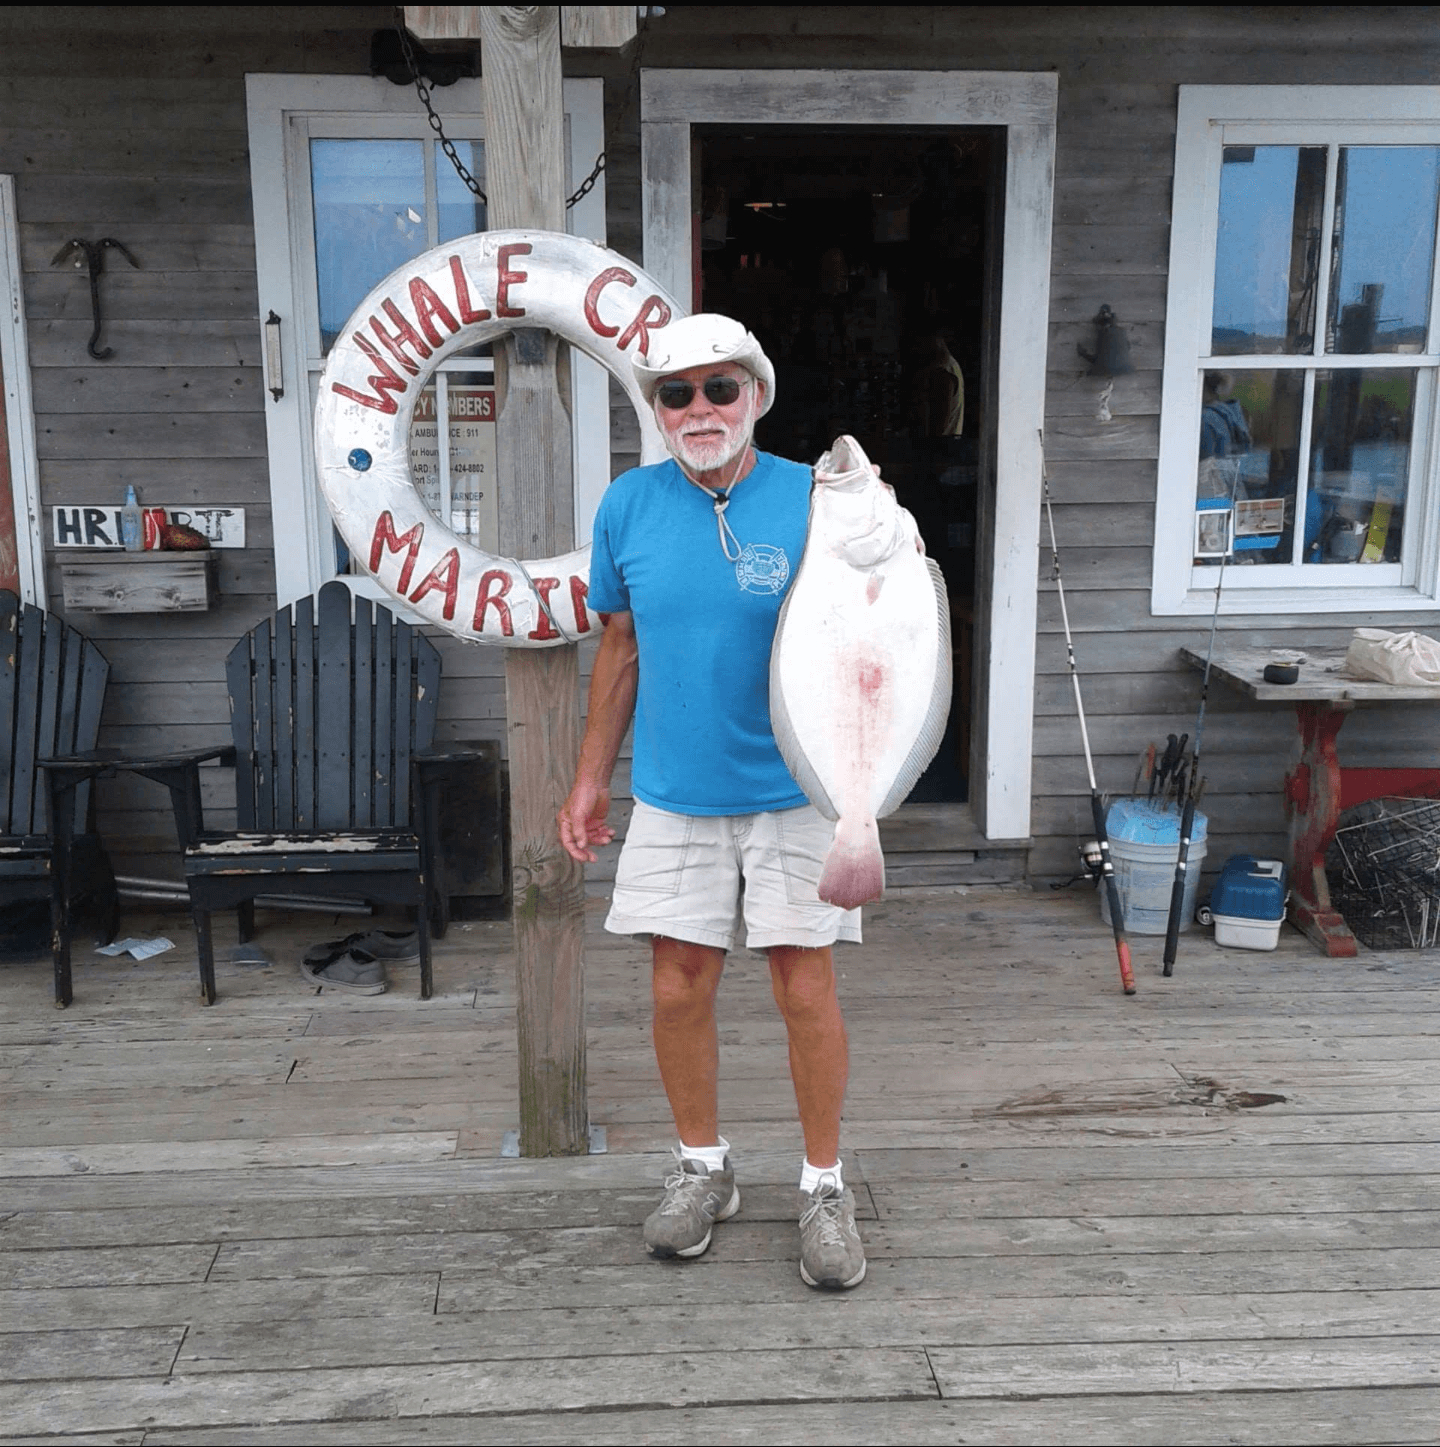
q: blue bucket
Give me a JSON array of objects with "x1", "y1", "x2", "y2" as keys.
[{"x1": 1098, "y1": 799, "x2": 1209, "y2": 935}]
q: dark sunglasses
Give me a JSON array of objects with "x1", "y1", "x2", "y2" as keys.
[{"x1": 655, "y1": 375, "x2": 751, "y2": 410}]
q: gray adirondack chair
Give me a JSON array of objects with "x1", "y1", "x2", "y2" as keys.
[
  {"x1": 134, "y1": 581, "x2": 457, "y2": 1003},
  {"x1": 0, "y1": 590, "x2": 118, "y2": 1006}
]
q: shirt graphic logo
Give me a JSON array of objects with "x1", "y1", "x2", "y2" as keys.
[{"x1": 735, "y1": 543, "x2": 790, "y2": 595}]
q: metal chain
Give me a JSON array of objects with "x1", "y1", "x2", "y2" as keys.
[
  {"x1": 566, "y1": 151, "x2": 606, "y2": 210},
  {"x1": 393, "y1": 12, "x2": 605, "y2": 211}
]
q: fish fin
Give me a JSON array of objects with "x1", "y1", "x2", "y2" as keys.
[
  {"x1": 770, "y1": 586, "x2": 838, "y2": 820},
  {"x1": 818, "y1": 814, "x2": 885, "y2": 909},
  {"x1": 877, "y1": 556, "x2": 954, "y2": 818}
]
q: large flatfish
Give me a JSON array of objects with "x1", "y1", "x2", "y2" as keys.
[{"x1": 770, "y1": 435, "x2": 952, "y2": 909}]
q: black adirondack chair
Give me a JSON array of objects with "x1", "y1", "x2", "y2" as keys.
[
  {"x1": 135, "y1": 581, "x2": 450, "y2": 1003},
  {"x1": 0, "y1": 590, "x2": 118, "y2": 1006}
]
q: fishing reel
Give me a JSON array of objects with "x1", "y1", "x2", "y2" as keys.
[{"x1": 1051, "y1": 839, "x2": 1105, "y2": 891}]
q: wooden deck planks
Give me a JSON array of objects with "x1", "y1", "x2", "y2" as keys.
[
  {"x1": 118, "y1": 1390, "x2": 1440, "y2": 1447},
  {"x1": 0, "y1": 1350, "x2": 940, "y2": 1438},
  {"x1": 1, "y1": 886, "x2": 1437, "y2": 1441}
]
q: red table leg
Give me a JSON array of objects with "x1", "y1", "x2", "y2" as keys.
[{"x1": 1283, "y1": 701, "x2": 1358, "y2": 957}]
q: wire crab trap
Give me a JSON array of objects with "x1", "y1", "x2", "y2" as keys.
[{"x1": 1326, "y1": 796, "x2": 1440, "y2": 950}]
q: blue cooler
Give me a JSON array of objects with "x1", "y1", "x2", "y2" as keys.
[{"x1": 1204, "y1": 855, "x2": 1287, "y2": 950}]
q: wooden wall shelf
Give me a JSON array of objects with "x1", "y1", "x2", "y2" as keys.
[{"x1": 59, "y1": 551, "x2": 218, "y2": 614}]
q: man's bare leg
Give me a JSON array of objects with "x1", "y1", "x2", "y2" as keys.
[
  {"x1": 770, "y1": 943, "x2": 864, "y2": 1289},
  {"x1": 651, "y1": 935, "x2": 727, "y2": 1145},
  {"x1": 767, "y1": 945, "x2": 848, "y2": 1167}
]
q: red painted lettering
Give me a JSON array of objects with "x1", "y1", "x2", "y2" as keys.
[
  {"x1": 409, "y1": 547, "x2": 461, "y2": 621},
  {"x1": 495, "y1": 242, "x2": 531, "y2": 318},
  {"x1": 617, "y1": 295, "x2": 672, "y2": 355},
  {"x1": 409, "y1": 277, "x2": 460, "y2": 346},
  {"x1": 569, "y1": 575, "x2": 592, "y2": 634},
  {"x1": 527, "y1": 577, "x2": 562, "y2": 641},
  {"x1": 449, "y1": 255, "x2": 492, "y2": 324},
  {"x1": 583, "y1": 266, "x2": 636, "y2": 339},
  {"x1": 331, "y1": 333, "x2": 408, "y2": 414},
  {"x1": 369, "y1": 512, "x2": 424, "y2": 593},
  {"x1": 371, "y1": 299, "x2": 433, "y2": 377},
  {"x1": 473, "y1": 568, "x2": 515, "y2": 636}
]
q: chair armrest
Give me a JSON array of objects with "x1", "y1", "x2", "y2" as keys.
[
  {"x1": 412, "y1": 741, "x2": 497, "y2": 770},
  {"x1": 117, "y1": 745, "x2": 237, "y2": 772},
  {"x1": 40, "y1": 744, "x2": 236, "y2": 777},
  {"x1": 37, "y1": 749, "x2": 123, "y2": 782}
]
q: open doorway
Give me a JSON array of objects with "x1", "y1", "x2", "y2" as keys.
[{"x1": 697, "y1": 127, "x2": 1002, "y2": 802}]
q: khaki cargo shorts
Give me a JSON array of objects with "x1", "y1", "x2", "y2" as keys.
[{"x1": 605, "y1": 799, "x2": 863, "y2": 952}]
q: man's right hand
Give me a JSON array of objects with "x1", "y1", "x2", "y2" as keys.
[{"x1": 559, "y1": 781, "x2": 614, "y2": 863}]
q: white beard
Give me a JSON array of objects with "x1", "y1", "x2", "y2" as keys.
[{"x1": 662, "y1": 406, "x2": 753, "y2": 476}]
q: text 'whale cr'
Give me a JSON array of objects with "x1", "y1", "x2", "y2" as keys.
[{"x1": 313, "y1": 230, "x2": 683, "y2": 646}]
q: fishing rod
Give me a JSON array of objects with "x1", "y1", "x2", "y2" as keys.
[
  {"x1": 1040, "y1": 434, "x2": 1136, "y2": 997},
  {"x1": 1162, "y1": 508, "x2": 1229, "y2": 976}
]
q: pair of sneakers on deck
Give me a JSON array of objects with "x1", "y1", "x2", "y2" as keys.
[
  {"x1": 643, "y1": 1149, "x2": 866, "y2": 1290},
  {"x1": 299, "y1": 928, "x2": 420, "y2": 994}
]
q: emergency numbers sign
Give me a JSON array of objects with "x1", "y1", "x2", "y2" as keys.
[{"x1": 409, "y1": 386, "x2": 499, "y2": 553}]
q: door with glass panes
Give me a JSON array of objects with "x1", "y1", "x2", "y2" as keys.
[{"x1": 246, "y1": 76, "x2": 608, "y2": 607}]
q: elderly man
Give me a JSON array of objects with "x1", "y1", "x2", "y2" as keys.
[{"x1": 558, "y1": 314, "x2": 866, "y2": 1290}]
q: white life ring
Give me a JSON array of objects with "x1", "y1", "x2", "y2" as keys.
[{"x1": 314, "y1": 230, "x2": 683, "y2": 646}]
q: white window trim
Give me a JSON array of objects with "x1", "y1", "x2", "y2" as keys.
[
  {"x1": 246, "y1": 74, "x2": 608, "y2": 609},
  {"x1": 1, "y1": 175, "x2": 45, "y2": 606},
  {"x1": 1155, "y1": 85, "x2": 1440, "y2": 617}
]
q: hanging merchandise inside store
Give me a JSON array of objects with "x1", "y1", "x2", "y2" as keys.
[{"x1": 699, "y1": 127, "x2": 1000, "y2": 803}]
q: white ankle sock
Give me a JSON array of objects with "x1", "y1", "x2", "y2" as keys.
[
  {"x1": 800, "y1": 1158, "x2": 844, "y2": 1194},
  {"x1": 679, "y1": 1136, "x2": 729, "y2": 1173}
]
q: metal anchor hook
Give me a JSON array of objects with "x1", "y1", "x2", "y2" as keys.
[{"x1": 51, "y1": 237, "x2": 140, "y2": 360}]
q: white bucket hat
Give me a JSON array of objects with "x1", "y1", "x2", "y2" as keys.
[{"x1": 631, "y1": 312, "x2": 775, "y2": 418}]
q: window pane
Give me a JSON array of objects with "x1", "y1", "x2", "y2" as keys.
[
  {"x1": 311, "y1": 139, "x2": 428, "y2": 353},
  {"x1": 436, "y1": 142, "x2": 492, "y2": 359},
  {"x1": 1327, "y1": 147, "x2": 1440, "y2": 355},
  {"x1": 1212, "y1": 146, "x2": 1326, "y2": 356},
  {"x1": 1195, "y1": 369, "x2": 1303, "y2": 565},
  {"x1": 408, "y1": 373, "x2": 500, "y2": 553},
  {"x1": 436, "y1": 141, "x2": 487, "y2": 241},
  {"x1": 1304, "y1": 368, "x2": 1414, "y2": 564}
]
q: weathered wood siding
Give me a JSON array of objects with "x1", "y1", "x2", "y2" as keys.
[
  {"x1": 609, "y1": 6, "x2": 1440, "y2": 880},
  {"x1": 6, "y1": 6, "x2": 1440, "y2": 886},
  {"x1": 0, "y1": 6, "x2": 515, "y2": 872}
]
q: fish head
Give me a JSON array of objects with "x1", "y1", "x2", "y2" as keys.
[
  {"x1": 814, "y1": 435, "x2": 877, "y2": 493},
  {"x1": 813, "y1": 434, "x2": 915, "y2": 566}
]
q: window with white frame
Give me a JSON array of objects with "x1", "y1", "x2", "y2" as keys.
[
  {"x1": 1154, "y1": 87, "x2": 1440, "y2": 615},
  {"x1": 246, "y1": 75, "x2": 608, "y2": 608}
]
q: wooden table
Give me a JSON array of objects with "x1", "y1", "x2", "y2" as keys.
[{"x1": 1180, "y1": 645, "x2": 1440, "y2": 957}]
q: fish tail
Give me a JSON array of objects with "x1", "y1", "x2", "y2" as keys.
[{"x1": 817, "y1": 814, "x2": 885, "y2": 910}]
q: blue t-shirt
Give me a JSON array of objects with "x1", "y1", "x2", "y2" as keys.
[{"x1": 588, "y1": 451, "x2": 811, "y2": 816}]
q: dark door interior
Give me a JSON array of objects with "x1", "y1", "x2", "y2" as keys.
[{"x1": 698, "y1": 127, "x2": 1001, "y2": 803}]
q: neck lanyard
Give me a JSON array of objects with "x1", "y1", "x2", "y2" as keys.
[
  {"x1": 695, "y1": 480, "x2": 743, "y2": 562},
  {"x1": 681, "y1": 446, "x2": 753, "y2": 564}
]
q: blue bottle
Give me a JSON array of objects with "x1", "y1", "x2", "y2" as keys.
[{"x1": 120, "y1": 485, "x2": 143, "y2": 551}]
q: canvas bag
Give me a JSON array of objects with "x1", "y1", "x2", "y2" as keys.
[{"x1": 1343, "y1": 628, "x2": 1440, "y2": 687}]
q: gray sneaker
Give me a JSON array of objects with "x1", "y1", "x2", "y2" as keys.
[
  {"x1": 644, "y1": 1151, "x2": 740, "y2": 1259},
  {"x1": 300, "y1": 948, "x2": 386, "y2": 995},
  {"x1": 798, "y1": 1176, "x2": 867, "y2": 1289},
  {"x1": 305, "y1": 929, "x2": 419, "y2": 966}
]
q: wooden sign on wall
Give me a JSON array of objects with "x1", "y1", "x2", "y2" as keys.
[{"x1": 52, "y1": 506, "x2": 247, "y2": 549}]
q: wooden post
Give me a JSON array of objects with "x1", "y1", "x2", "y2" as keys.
[{"x1": 481, "y1": 4, "x2": 587, "y2": 1156}]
